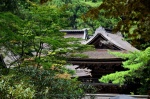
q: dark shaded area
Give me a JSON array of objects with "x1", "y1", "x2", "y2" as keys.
[
  {"x1": 69, "y1": 58, "x2": 140, "y2": 94},
  {"x1": 0, "y1": 54, "x2": 7, "y2": 68}
]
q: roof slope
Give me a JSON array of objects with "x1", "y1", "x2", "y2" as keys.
[
  {"x1": 82, "y1": 49, "x2": 127, "y2": 59},
  {"x1": 86, "y1": 27, "x2": 138, "y2": 52}
]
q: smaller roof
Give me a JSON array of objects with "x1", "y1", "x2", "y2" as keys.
[
  {"x1": 60, "y1": 29, "x2": 88, "y2": 39},
  {"x1": 60, "y1": 30, "x2": 85, "y2": 32},
  {"x1": 60, "y1": 29, "x2": 84, "y2": 39},
  {"x1": 60, "y1": 28, "x2": 89, "y2": 32},
  {"x1": 65, "y1": 65, "x2": 91, "y2": 77},
  {"x1": 64, "y1": 33, "x2": 84, "y2": 38}
]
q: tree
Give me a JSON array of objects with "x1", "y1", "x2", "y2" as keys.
[
  {"x1": 100, "y1": 47, "x2": 150, "y2": 94},
  {"x1": 48, "y1": 0, "x2": 115, "y2": 34},
  {"x1": 87, "y1": 0, "x2": 150, "y2": 49},
  {"x1": 49, "y1": 0, "x2": 90, "y2": 29},
  {"x1": 82, "y1": 10, "x2": 119, "y2": 34},
  {"x1": 66, "y1": 3, "x2": 90, "y2": 29},
  {"x1": 0, "y1": 1, "x2": 91, "y2": 67},
  {"x1": 0, "y1": 67, "x2": 95, "y2": 98},
  {"x1": 0, "y1": 1, "x2": 95, "y2": 98}
]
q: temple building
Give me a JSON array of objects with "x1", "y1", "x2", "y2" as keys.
[{"x1": 60, "y1": 27, "x2": 139, "y2": 94}]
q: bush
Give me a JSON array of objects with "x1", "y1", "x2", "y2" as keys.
[{"x1": 0, "y1": 67, "x2": 95, "y2": 99}]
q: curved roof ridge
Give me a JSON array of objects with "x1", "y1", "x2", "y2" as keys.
[
  {"x1": 86, "y1": 27, "x2": 138, "y2": 52},
  {"x1": 99, "y1": 31, "x2": 124, "y2": 50},
  {"x1": 86, "y1": 27, "x2": 106, "y2": 44}
]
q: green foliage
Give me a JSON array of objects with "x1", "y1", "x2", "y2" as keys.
[
  {"x1": 48, "y1": 0, "x2": 116, "y2": 33},
  {"x1": 0, "y1": 0, "x2": 19, "y2": 13},
  {"x1": 81, "y1": 0, "x2": 102, "y2": 7},
  {"x1": 93, "y1": 0, "x2": 150, "y2": 49},
  {"x1": 0, "y1": 12, "x2": 23, "y2": 42},
  {"x1": 0, "y1": 1, "x2": 95, "y2": 98},
  {"x1": 70, "y1": 53, "x2": 88, "y2": 58},
  {"x1": 100, "y1": 47, "x2": 150, "y2": 94},
  {"x1": 0, "y1": 67, "x2": 95, "y2": 99},
  {"x1": 83, "y1": 10, "x2": 119, "y2": 33},
  {"x1": 0, "y1": 75, "x2": 35, "y2": 99},
  {"x1": 0, "y1": 2, "x2": 92, "y2": 68}
]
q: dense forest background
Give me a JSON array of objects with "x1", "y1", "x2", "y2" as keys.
[
  {"x1": 1, "y1": 0, "x2": 149, "y2": 49},
  {"x1": 0, "y1": 0, "x2": 150, "y2": 98}
]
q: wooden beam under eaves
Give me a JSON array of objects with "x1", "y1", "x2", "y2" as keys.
[{"x1": 69, "y1": 61, "x2": 122, "y2": 64}]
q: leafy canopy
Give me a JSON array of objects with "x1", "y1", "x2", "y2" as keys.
[
  {"x1": 0, "y1": 0, "x2": 95, "y2": 98},
  {"x1": 86, "y1": 0, "x2": 150, "y2": 49},
  {"x1": 100, "y1": 47, "x2": 150, "y2": 94}
]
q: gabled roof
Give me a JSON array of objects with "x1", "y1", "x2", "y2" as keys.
[{"x1": 86, "y1": 27, "x2": 138, "y2": 52}]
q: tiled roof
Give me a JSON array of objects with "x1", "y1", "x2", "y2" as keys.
[
  {"x1": 86, "y1": 27, "x2": 138, "y2": 52},
  {"x1": 64, "y1": 33, "x2": 84, "y2": 38},
  {"x1": 83, "y1": 49, "x2": 127, "y2": 59},
  {"x1": 60, "y1": 29, "x2": 88, "y2": 39}
]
